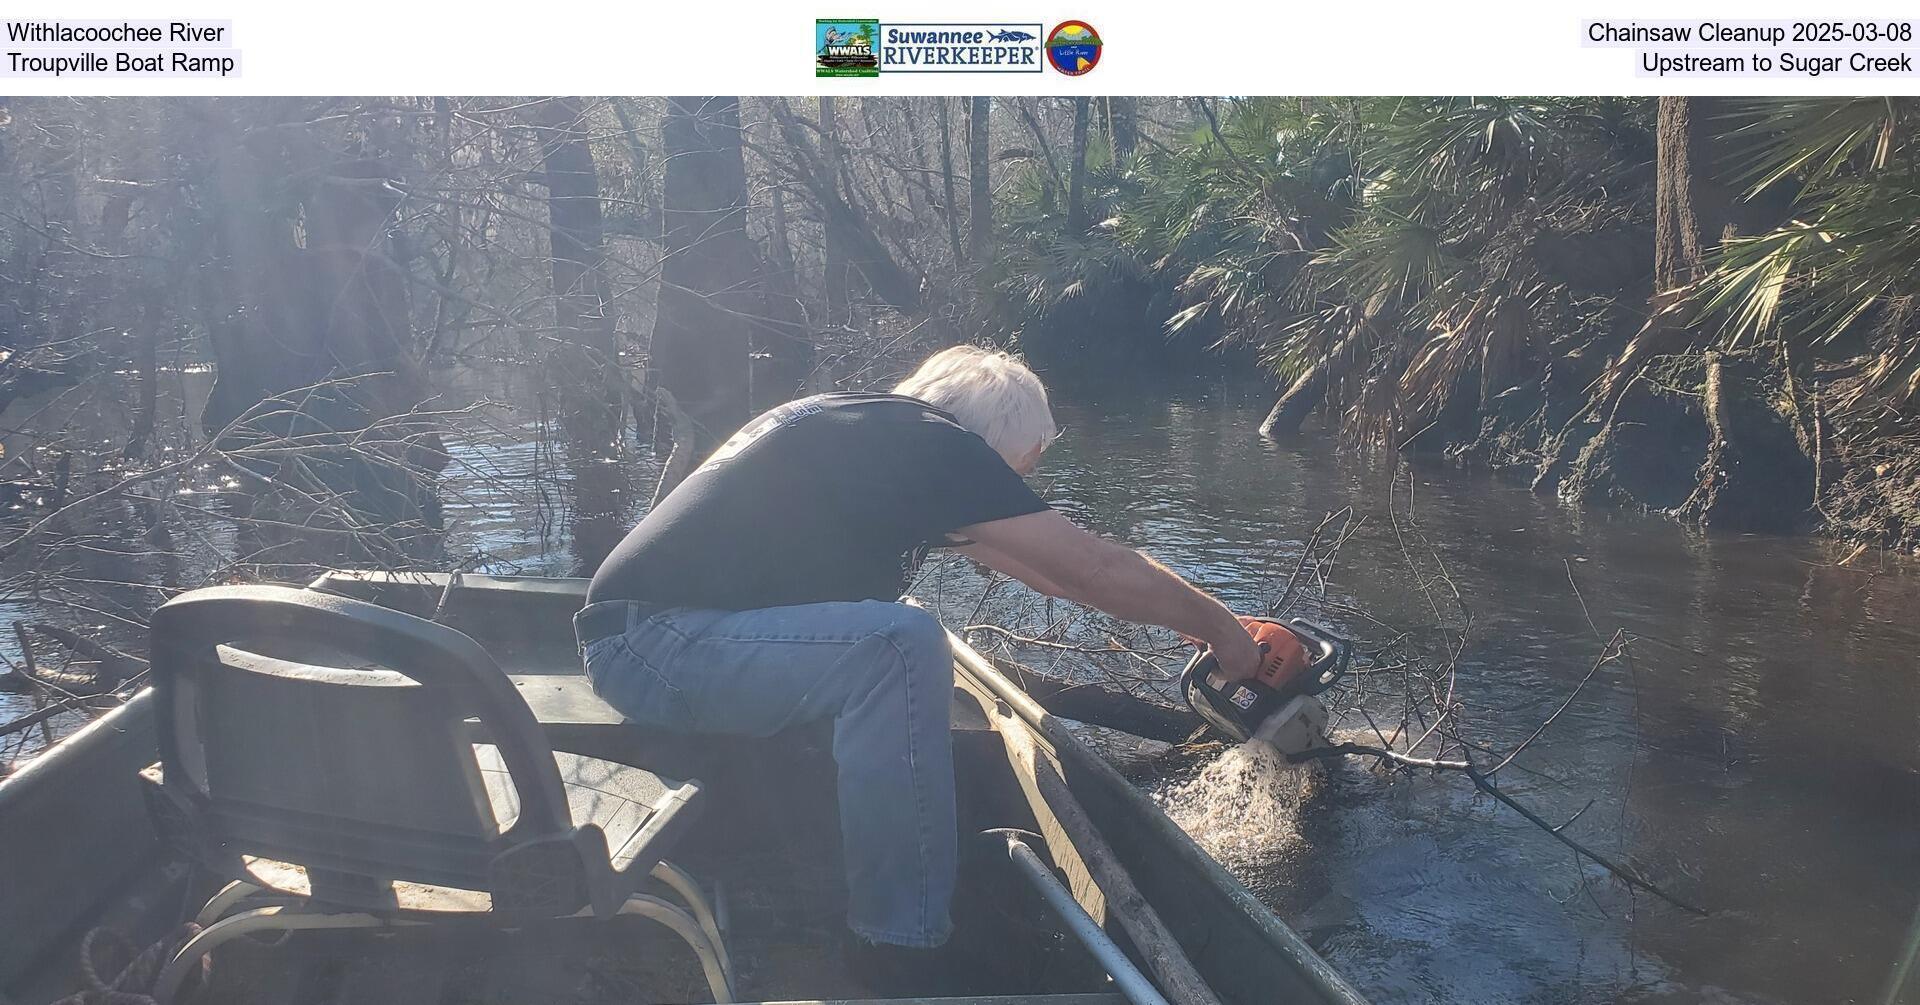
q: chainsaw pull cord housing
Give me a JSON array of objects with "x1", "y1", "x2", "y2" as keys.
[{"x1": 1237, "y1": 615, "x2": 1312, "y2": 689}]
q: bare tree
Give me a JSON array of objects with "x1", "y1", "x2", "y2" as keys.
[
  {"x1": 968, "y1": 97, "x2": 992, "y2": 264},
  {"x1": 188, "y1": 100, "x2": 445, "y2": 568},
  {"x1": 1067, "y1": 96, "x2": 1091, "y2": 235},
  {"x1": 818, "y1": 97, "x2": 853, "y2": 326},
  {"x1": 650, "y1": 97, "x2": 758, "y2": 493},
  {"x1": 531, "y1": 97, "x2": 631, "y2": 573},
  {"x1": 937, "y1": 97, "x2": 965, "y2": 267},
  {"x1": 1107, "y1": 96, "x2": 1139, "y2": 160}
]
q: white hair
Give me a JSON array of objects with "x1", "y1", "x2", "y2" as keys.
[{"x1": 893, "y1": 346, "x2": 1059, "y2": 459}]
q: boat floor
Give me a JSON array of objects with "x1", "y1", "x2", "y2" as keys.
[
  {"x1": 169, "y1": 757, "x2": 1104, "y2": 1005},
  {"x1": 140, "y1": 658, "x2": 1108, "y2": 1004},
  {"x1": 185, "y1": 846, "x2": 1097, "y2": 1005}
]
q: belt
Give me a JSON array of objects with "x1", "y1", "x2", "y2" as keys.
[{"x1": 572, "y1": 600, "x2": 667, "y2": 647}]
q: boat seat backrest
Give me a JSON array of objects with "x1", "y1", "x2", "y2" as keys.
[{"x1": 149, "y1": 585, "x2": 574, "y2": 890}]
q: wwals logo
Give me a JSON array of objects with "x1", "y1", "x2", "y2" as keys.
[{"x1": 816, "y1": 19, "x2": 879, "y2": 77}]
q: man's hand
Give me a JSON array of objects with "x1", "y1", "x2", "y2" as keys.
[{"x1": 1207, "y1": 625, "x2": 1265, "y2": 682}]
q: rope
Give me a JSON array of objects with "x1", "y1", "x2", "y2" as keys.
[{"x1": 45, "y1": 923, "x2": 203, "y2": 1005}]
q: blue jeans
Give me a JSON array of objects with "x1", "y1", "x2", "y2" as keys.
[{"x1": 578, "y1": 598, "x2": 957, "y2": 948}]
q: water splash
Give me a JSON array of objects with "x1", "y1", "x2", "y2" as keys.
[{"x1": 1155, "y1": 741, "x2": 1318, "y2": 869}]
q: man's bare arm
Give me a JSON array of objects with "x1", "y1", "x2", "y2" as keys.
[
  {"x1": 946, "y1": 535, "x2": 1069, "y2": 597},
  {"x1": 954, "y1": 510, "x2": 1263, "y2": 680}
]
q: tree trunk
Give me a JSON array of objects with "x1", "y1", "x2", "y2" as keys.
[
  {"x1": 967, "y1": 97, "x2": 992, "y2": 263},
  {"x1": 533, "y1": 97, "x2": 631, "y2": 575},
  {"x1": 96, "y1": 176, "x2": 162, "y2": 461},
  {"x1": 1107, "y1": 96, "x2": 1139, "y2": 160},
  {"x1": 1548, "y1": 95, "x2": 1744, "y2": 477},
  {"x1": 1260, "y1": 335, "x2": 1355, "y2": 439},
  {"x1": 749, "y1": 240, "x2": 814, "y2": 410},
  {"x1": 1479, "y1": 299, "x2": 1530, "y2": 409},
  {"x1": 198, "y1": 138, "x2": 424, "y2": 438},
  {"x1": 1067, "y1": 96, "x2": 1091, "y2": 235},
  {"x1": 756, "y1": 184, "x2": 810, "y2": 393},
  {"x1": 819, "y1": 97, "x2": 851, "y2": 326},
  {"x1": 122, "y1": 293, "x2": 162, "y2": 461},
  {"x1": 755, "y1": 183, "x2": 815, "y2": 401},
  {"x1": 1015, "y1": 98, "x2": 1066, "y2": 200},
  {"x1": 191, "y1": 103, "x2": 444, "y2": 568},
  {"x1": 651, "y1": 97, "x2": 757, "y2": 494},
  {"x1": 770, "y1": 185, "x2": 798, "y2": 285},
  {"x1": 1654, "y1": 97, "x2": 1737, "y2": 299},
  {"x1": 41, "y1": 110, "x2": 82, "y2": 346},
  {"x1": 938, "y1": 97, "x2": 966, "y2": 266}
]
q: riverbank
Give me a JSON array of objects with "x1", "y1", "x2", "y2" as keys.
[
  {"x1": 978, "y1": 97, "x2": 1920, "y2": 561},
  {"x1": 1294, "y1": 314, "x2": 1920, "y2": 560}
]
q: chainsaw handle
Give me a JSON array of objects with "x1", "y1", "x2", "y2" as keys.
[{"x1": 1283, "y1": 618, "x2": 1351, "y2": 695}]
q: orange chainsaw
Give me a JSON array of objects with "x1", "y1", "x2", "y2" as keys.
[{"x1": 1180, "y1": 616, "x2": 1349, "y2": 755}]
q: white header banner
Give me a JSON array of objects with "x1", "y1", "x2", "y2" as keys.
[{"x1": 2, "y1": 0, "x2": 1916, "y2": 94}]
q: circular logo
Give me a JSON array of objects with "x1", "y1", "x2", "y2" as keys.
[{"x1": 1045, "y1": 20, "x2": 1101, "y2": 75}]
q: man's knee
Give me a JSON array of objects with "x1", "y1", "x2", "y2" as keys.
[{"x1": 880, "y1": 605, "x2": 950, "y2": 671}]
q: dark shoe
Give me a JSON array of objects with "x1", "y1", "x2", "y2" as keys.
[{"x1": 842, "y1": 934, "x2": 978, "y2": 998}]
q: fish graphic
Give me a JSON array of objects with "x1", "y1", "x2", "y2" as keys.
[{"x1": 988, "y1": 29, "x2": 1036, "y2": 42}]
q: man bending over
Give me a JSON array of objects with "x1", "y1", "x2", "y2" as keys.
[{"x1": 576, "y1": 346, "x2": 1261, "y2": 958}]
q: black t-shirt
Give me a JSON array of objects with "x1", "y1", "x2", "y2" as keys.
[{"x1": 586, "y1": 392, "x2": 1051, "y2": 610}]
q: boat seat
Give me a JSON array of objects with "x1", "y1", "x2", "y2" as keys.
[{"x1": 136, "y1": 585, "x2": 739, "y2": 1004}]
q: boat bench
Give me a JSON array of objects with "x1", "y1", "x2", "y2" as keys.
[
  {"x1": 311, "y1": 573, "x2": 1001, "y2": 743},
  {"x1": 491, "y1": 675, "x2": 644, "y2": 767},
  {"x1": 507, "y1": 674, "x2": 629, "y2": 728},
  {"x1": 500, "y1": 675, "x2": 995, "y2": 760}
]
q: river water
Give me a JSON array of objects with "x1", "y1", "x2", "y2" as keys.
[
  {"x1": 1023, "y1": 383, "x2": 1919, "y2": 1005},
  {"x1": 3, "y1": 367, "x2": 1915, "y2": 1003}
]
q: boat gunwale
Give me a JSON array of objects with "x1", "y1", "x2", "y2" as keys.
[{"x1": 945, "y1": 630, "x2": 1369, "y2": 1005}]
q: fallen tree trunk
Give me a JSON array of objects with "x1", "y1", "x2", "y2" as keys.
[
  {"x1": 1260, "y1": 334, "x2": 1354, "y2": 439},
  {"x1": 959, "y1": 625, "x2": 1199, "y2": 742},
  {"x1": 19, "y1": 622, "x2": 147, "y2": 691},
  {"x1": 0, "y1": 695, "x2": 119, "y2": 738},
  {"x1": 1057, "y1": 717, "x2": 1176, "y2": 776},
  {"x1": 1011, "y1": 669, "x2": 1195, "y2": 744}
]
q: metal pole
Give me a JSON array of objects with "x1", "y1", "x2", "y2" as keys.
[{"x1": 991, "y1": 829, "x2": 1173, "y2": 1005}]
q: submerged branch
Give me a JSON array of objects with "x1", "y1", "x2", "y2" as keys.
[{"x1": 1293, "y1": 740, "x2": 1707, "y2": 916}]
